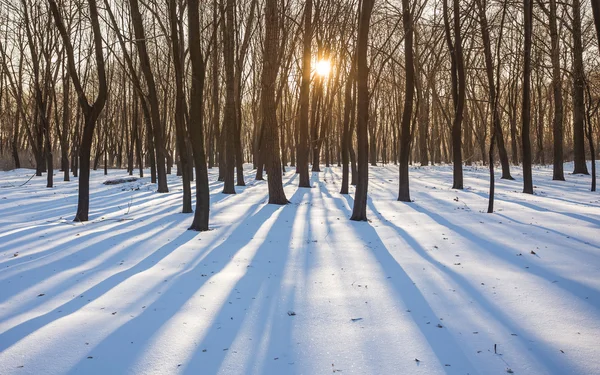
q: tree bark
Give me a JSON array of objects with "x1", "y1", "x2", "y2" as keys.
[
  {"x1": 188, "y1": 0, "x2": 211, "y2": 231},
  {"x1": 262, "y1": 0, "x2": 288, "y2": 205},
  {"x1": 443, "y1": 0, "x2": 464, "y2": 190},
  {"x1": 350, "y1": 0, "x2": 374, "y2": 221},
  {"x1": 547, "y1": 0, "x2": 565, "y2": 180},
  {"x1": 221, "y1": 0, "x2": 237, "y2": 194},
  {"x1": 49, "y1": 0, "x2": 107, "y2": 221},
  {"x1": 168, "y1": 0, "x2": 192, "y2": 213},
  {"x1": 522, "y1": 0, "x2": 534, "y2": 194},
  {"x1": 398, "y1": 0, "x2": 414, "y2": 202},
  {"x1": 572, "y1": 0, "x2": 589, "y2": 175},
  {"x1": 128, "y1": 0, "x2": 169, "y2": 193},
  {"x1": 298, "y1": 0, "x2": 313, "y2": 188}
]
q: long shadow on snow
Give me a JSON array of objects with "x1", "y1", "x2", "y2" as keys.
[
  {"x1": 0, "y1": 201, "x2": 183, "y2": 293},
  {"x1": 315, "y1": 173, "x2": 387, "y2": 373},
  {"x1": 508, "y1": 200, "x2": 600, "y2": 227},
  {"x1": 495, "y1": 213, "x2": 600, "y2": 250},
  {"x1": 64, "y1": 198, "x2": 287, "y2": 374},
  {"x1": 182, "y1": 188, "x2": 308, "y2": 374},
  {"x1": 0, "y1": 185, "x2": 268, "y2": 345},
  {"x1": 0, "y1": 194, "x2": 180, "y2": 270},
  {"x1": 0, "y1": 180, "x2": 242, "y2": 275},
  {"x1": 0, "y1": 213, "x2": 182, "y2": 325},
  {"x1": 338, "y1": 194, "x2": 478, "y2": 374},
  {"x1": 427, "y1": 187, "x2": 600, "y2": 250},
  {"x1": 368, "y1": 199, "x2": 580, "y2": 374},
  {"x1": 0, "y1": 227, "x2": 198, "y2": 354},
  {"x1": 407, "y1": 202, "x2": 600, "y2": 308}
]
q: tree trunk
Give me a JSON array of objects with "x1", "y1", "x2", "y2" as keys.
[
  {"x1": 188, "y1": 0, "x2": 211, "y2": 231},
  {"x1": 261, "y1": 0, "x2": 287, "y2": 205},
  {"x1": 350, "y1": 0, "x2": 374, "y2": 221},
  {"x1": 221, "y1": 0, "x2": 237, "y2": 194},
  {"x1": 298, "y1": 0, "x2": 313, "y2": 188},
  {"x1": 572, "y1": 0, "x2": 589, "y2": 175},
  {"x1": 549, "y1": 0, "x2": 565, "y2": 180},
  {"x1": 340, "y1": 58, "x2": 355, "y2": 195},
  {"x1": 522, "y1": 0, "x2": 534, "y2": 194},
  {"x1": 128, "y1": 0, "x2": 169, "y2": 193},
  {"x1": 398, "y1": 0, "x2": 414, "y2": 202},
  {"x1": 443, "y1": 0, "x2": 464, "y2": 190},
  {"x1": 169, "y1": 0, "x2": 192, "y2": 213},
  {"x1": 49, "y1": 0, "x2": 107, "y2": 221}
]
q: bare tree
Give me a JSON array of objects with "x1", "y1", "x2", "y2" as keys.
[
  {"x1": 398, "y1": 0, "x2": 414, "y2": 202},
  {"x1": 298, "y1": 0, "x2": 313, "y2": 188},
  {"x1": 49, "y1": 0, "x2": 107, "y2": 221},
  {"x1": 128, "y1": 0, "x2": 169, "y2": 193},
  {"x1": 522, "y1": 0, "x2": 534, "y2": 194},
  {"x1": 261, "y1": 0, "x2": 288, "y2": 204},
  {"x1": 187, "y1": 0, "x2": 211, "y2": 231},
  {"x1": 351, "y1": 0, "x2": 375, "y2": 221}
]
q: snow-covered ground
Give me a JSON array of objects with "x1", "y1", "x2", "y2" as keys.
[{"x1": 0, "y1": 163, "x2": 598, "y2": 375}]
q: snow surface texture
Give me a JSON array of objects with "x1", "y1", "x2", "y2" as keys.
[{"x1": 0, "y1": 163, "x2": 598, "y2": 375}]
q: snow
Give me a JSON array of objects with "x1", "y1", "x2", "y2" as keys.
[{"x1": 0, "y1": 163, "x2": 599, "y2": 375}]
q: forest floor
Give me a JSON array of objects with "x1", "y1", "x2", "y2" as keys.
[{"x1": 0, "y1": 162, "x2": 599, "y2": 375}]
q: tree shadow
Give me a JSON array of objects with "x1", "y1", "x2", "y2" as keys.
[
  {"x1": 181, "y1": 188, "x2": 308, "y2": 374},
  {"x1": 61, "y1": 196, "x2": 294, "y2": 374},
  {"x1": 336, "y1": 194, "x2": 480, "y2": 374},
  {"x1": 0, "y1": 174, "x2": 282, "y2": 370},
  {"x1": 406, "y1": 201, "x2": 600, "y2": 306}
]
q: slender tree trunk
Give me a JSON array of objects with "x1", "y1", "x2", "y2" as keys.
[
  {"x1": 585, "y1": 84, "x2": 597, "y2": 192},
  {"x1": 350, "y1": 83, "x2": 358, "y2": 186},
  {"x1": 60, "y1": 66, "x2": 70, "y2": 182},
  {"x1": 548, "y1": 0, "x2": 565, "y2": 181},
  {"x1": 128, "y1": 0, "x2": 168, "y2": 193},
  {"x1": 49, "y1": 0, "x2": 107, "y2": 221},
  {"x1": 340, "y1": 59, "x2": 355, "y2": 195},
  {"x1": 522, "y1": 0, "x2": 534, "y2": 194},
  {"x1": 169, "y1": 0, "x2": 192, "y2": 213},
  {"x1": 350, "y1": 0, "x2": 374, "y2": 221},
  {"x1": 443, "y1": 0, "x2": 464, "y2": 190},
  {"x1": 572, "y1": 0, "x2": 589, "y2": 175},
  {"x1": 298, "y1": 0, "x2": 312, "y2": 188},
  {"x1": 476, "y1": 0, "x2": 507, "y2": 212},
  {"x1": 262, "y1": 0, "x2": 287, "y2": 204},
  {"x1": 188, "y1": 0, "x2": 211, "y2": 231},
  {"x1": 221, "y1": 0, "x2": 236, "y2": 194},
  {"x1": 398, "y1": 0, "x2": 414, "y2": 202}
]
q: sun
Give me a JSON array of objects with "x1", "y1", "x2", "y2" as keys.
[{"x1": 315, "y1": 59, "x2": 331, "y2": 77}]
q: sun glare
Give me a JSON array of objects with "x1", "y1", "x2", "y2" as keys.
[{"x1": 316, "y1": 59, "x2": 331, "y2": 77}]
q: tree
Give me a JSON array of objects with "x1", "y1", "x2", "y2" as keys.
[
  {"x1": 49, "y1": 0, "x2": 107, "y2": 222},
  {"x1": 476, "y1": 0, "x2": 513, "y2": 182},
  {"x1": 221, "y1": 0, "x2": 237, "y2": 194},
  {"x1": 522, "y1": 0, "x2": 534, "y2": 194},
  {"x1": 539, "y1": 0, "x2": 565, "y2": 181},
  {"x1": 572, "y1": 0, "x2": 589, "y2": 175},
  {"x1": 340, "y1": 56, "x2": 355, "y2": 195},
  {"x1": 298, "y1": 0, "x2": 313, "y2": 189},
  {"x1": 351, "y1": 0, "x2": 375, "y2": 222},
  {"x1": 443, "y1": 0, "x2": 464, "y2": 190},
  {"x1": 168, "y1": 0, "x2": 192, "y2": 213},
  {"x1": 398, "y1": 0, "x2": 414, "y2": 202},
  {"x1": 261, "y1": 0, "x2": 288, "y2": 205},
  {"x1": 188, "y1": 0, "x2": 211, "y2": 231},
  {"x1": 475, "y1": 0, "x2": 508, "y2": 213},
  {"x1": 128, "y1": 0, "x2": 169, "y2": 193}
]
